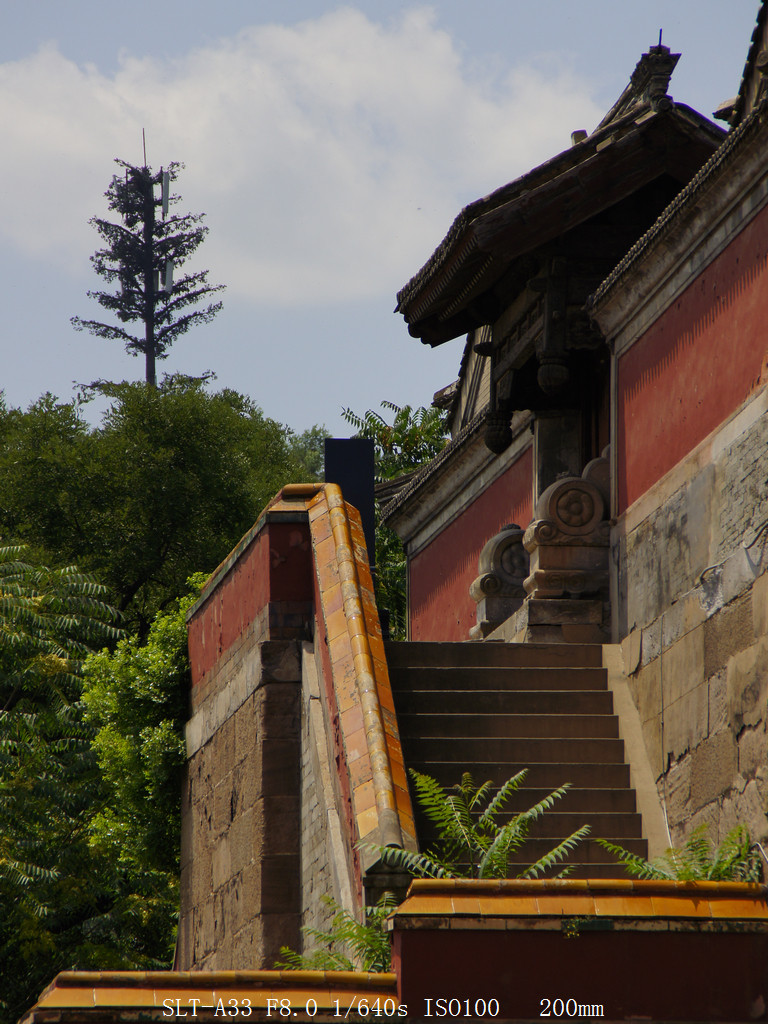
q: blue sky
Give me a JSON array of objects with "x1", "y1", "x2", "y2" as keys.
[{"x1": 0, "y1": 2, "x2": 760, "y2": 434}]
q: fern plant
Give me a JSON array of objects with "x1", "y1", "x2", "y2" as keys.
[
  {"x1": 363, "y1": 769, "x2": 589, "y2": 880},
  {"x1": 597, "y1": 824, "x2": 762, "y2": 881},
  {"x1": 275, "y1": 893, "x2": 396, "y2": 972}
]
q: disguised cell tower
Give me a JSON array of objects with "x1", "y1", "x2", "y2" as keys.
[{"x1": 72, "y1": 155, "x2": 224, "y2": 387}]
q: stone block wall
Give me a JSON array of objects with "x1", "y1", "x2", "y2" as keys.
[
  {"x1": 179, "y1": 511, "x2": 313, "y2": 970},
  {"x1": 178, "y1": 636, "x2": 302, "y2": 970},
  {"x1": 615, "y1": 389, "x2": 768, "y2": 847},
  {"x1": 299, "y1": 644, "x2": 355, "y2": 941},
  {"x1": 181, "y1": 488, "x2": 414, "y2": 971}
]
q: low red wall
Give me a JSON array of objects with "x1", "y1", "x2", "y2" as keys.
[
  {"x1": 188, "y1": 520, "x2": 313, "y2": 689},
  {"x1": 617, "y1": 202, "x2": 768, "y2": 512},
  {"x1": 394, "y1": 927, "x2": 768, "y2": 1021},
  {"x1": 408, "y1": 446, "x2": 533, "y2": 641}
]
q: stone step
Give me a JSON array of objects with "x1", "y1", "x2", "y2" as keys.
[
  {"x1": 417, "y1": 811, "x2": 643, "y2": 842},
  {"x1": 502, "y1": 787, "x2": 637, "y2": 813},
  {"x1": 408, "y1": 781, "x2": 638, "y2": 813},
  {"x1": 392, "y1": 666, "x2": 609, "y2": 692},
  {"x1": 403, "y1": 736, "x2": 625, "y2": 763},
  {"x1": 408, "y1": 761, "x2": 631, "y2": 790},
  {"x1": 393, "y1": 689, "x2": 614, "y2": 716},
  {"x1": 385, "y1": 640, "x2": 603, "y2": 670},
  {"x1": 425, "y1": 838, "x2": 649, "y2": 878},
  {"x1": 398, "y1": 712, "x2": 619, "y2": 739},
  {"x1": 505, "y1": 837, "x2": 648, "y2": 864}
]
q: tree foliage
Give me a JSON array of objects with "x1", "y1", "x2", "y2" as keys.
[
  {"x1": 342, "y1": 401, "x2": 448, "y2": 481},
  {"x1": 362, "y1": 770, "x2": 589, "y2": 880},
  {"x1": 81, "y1": 579, "x2": 203, "y2": 877},
  {"x1": 72, "y1": 160, "x2": 224, "y2": 386},
  {"x1": 0, "y1": 547, "x2": 121, "y2": 1024},
  {"x1": 598, "y1": 825, "x2": 763, "y2": 881},
  {"x1": 342, "y1": 402, "x2": 449, "y2": 640},
  {"x1": 0, "y1": 378, "x2": 316, "y2": 636}
]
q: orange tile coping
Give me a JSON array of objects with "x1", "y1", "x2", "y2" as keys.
[
  {"x1": 388, "y1": 878, "x2": 768, "y2": 926},
  {"x1": 24, "y1": 971, "x2": 398, "y2": 1021}
]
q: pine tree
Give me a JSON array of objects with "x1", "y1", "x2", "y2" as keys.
[{"x1": 72, "y1": 160, "x2": 224, "y2": 386}]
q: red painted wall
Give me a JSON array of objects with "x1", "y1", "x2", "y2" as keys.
[
  {"x1": 394, "y1": 927, "x2": 768, "y2": 1021},
  {"x1": 408, "y1": 446, "x2": 533, "y2": 641},
  {"x1": 617, "y1": 202, "x2": 768, "y2": 512},
  {"x1": 188, "y1": 521, "x2": 313, "y2": 689}
]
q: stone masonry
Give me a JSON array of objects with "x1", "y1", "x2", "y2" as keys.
[
  {"x1": 615, "y1": 389, "x2": 768, "y2": 848},
  {"x1": 178, "y1": 635, "x2": 302, "y2": 970}
]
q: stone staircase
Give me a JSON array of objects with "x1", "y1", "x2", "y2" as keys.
[{"x1": 386, "y1": 640, "x2": 646, "y2": 878}]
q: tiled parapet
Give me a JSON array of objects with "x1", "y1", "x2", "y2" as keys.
[
  {"x1": 21, "y1": 970, "x2": 399, "y2": 1023},
  {"x1": 390, "y1": 877, "x2": 768, "y2": 1021},
  {"x1": 185, "y1": 483, "x2": 416, "y2": 923},
  {"x1": 289, "y1": 484, "x2": 417, "y2": 868}
]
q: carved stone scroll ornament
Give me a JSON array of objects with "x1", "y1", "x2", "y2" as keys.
[
  {"x1": 469, "y1": 523, "x2": 529, "y2": 639},
  {"x1": 523, "y1": 452, "x2": 610, "y2": 600}
]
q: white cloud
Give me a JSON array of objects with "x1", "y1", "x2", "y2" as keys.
[{"x1": 0, "y1": 7, "x2": 603, "y2": 304}]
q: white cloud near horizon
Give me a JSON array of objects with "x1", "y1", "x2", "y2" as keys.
[{"x1": 0, "y1": 7, "x2": 603, "y2": 306}]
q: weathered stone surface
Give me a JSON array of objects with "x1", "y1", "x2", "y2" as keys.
[
  {"x1": 704, "y1": 592, "x2": 754, "y2": 678},
  {"x1": 708, "y1": 669, "x2": 729, "y2": 734},
  {"x1": 690, "y1": 732, "x2": 738, "y2": 811},
  {"x1": 737, "y1": 722, "x2": 768, "y2": 778},
  {"x1": 661, "y1": 756, "x2": 691, "y2": 827},
  {"x1": 260, "y1": 639, "x2": 303, "y2": 683},
  {"x1": 628, "y1": 658, "x2": 660, "y2": 725},
  {"x1": 642, "y1": 715, "x2": 663, "y2": 778},
  {"x1": 255, "y1": 795, "x2": 301, "y2": 854},
  {"x1": 669, "y1": 801, "x2": 719, "y2": 847},
  {"x1": 624, "y1": 486, "x2": 691, "y2": 632},
  {"x1": 640, "y1": 616, "x2": 662, "y2": 667},
  {"x1": 662, "y1": 626, "x2": 705, "y2": 705},
  {"x1": 211, "y1": 834, "x2": 232, "y2": 891},
  {"x1": 751, "y1": 567, "x2": 768, "y2": 637},
  {"x1": 663, "y1": 680, "x2": 709, "y2": 762},
  {"x1": 727, "y1": 634, "x2": 768, "y2": 732},
  {"x1": 720, "y1": 779, "x2": 768, "y2": 842}
]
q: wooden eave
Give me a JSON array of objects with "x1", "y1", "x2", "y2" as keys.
[{"x1": 398, "y1": 104, "x2": 724, "y2": 348}]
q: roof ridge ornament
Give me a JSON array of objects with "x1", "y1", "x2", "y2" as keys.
[{"x1": 595, "y1": 39, "x2": 680, "y2": 131}]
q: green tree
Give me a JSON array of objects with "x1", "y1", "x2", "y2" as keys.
[
  {"x1": 342, "y1": 401, "x2": 448, "y2": 481},
  {"x1": 72, "y1": 160, "x2": 224, "y2": 386},
  {"x1": 362, "y1": 770, "x2": 589, "y2": 880},
  {"x1": 81, "y1": 581, "x2": 202, "y2": 877},
  {"x1": 0, "y1": 546, "x2": 121, "y2": 1024},
  {"x1": 0, "y1": 378, "x2": 314, "y2": 635},
  {"x1": 342, "y1": 402, "x2": 449, "y2": 638}
]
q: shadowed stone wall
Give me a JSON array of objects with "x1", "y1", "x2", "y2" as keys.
[{"x1": 178, "y1": 513, "x2": 313, "y2": 970}]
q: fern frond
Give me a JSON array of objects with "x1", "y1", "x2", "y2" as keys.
[
  {"x1": 595, "y1": 838, "x2": 674, "y2": 879},
  {"x1": 521, "y1": 826, "x2": 591, "y2": 879},
  {"x1": 477, "y1": 769, "x2": 527, "y2": 830},
  {"x1": 358, "y1": 841, "x2": 451, "y2": 878}
]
